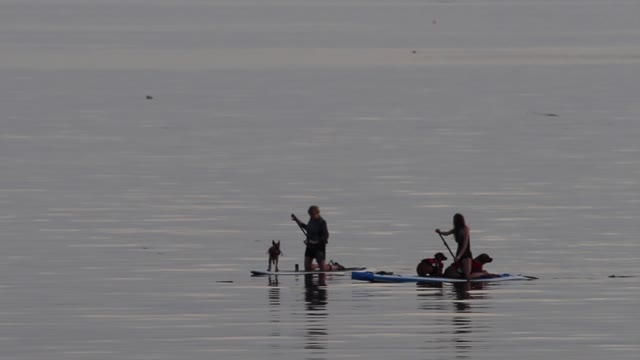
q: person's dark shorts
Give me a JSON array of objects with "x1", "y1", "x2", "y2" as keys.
[{"x1": 305, "y1": 246, "x2": 326, "y2": 263}]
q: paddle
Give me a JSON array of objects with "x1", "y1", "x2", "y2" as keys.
[
  {"x1": 437, "y1": 232, "x2": 456, "y2": 260},
  {"x1": 291, "y1": 213, "x2": 308, "y2": 245}
]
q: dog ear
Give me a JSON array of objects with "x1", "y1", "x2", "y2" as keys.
[
  {"x1": 277, "y1": 240, "x2": 280, "y2": 245},
  {"x1": 272, "y1": 240, "x2": 276, "y2": 245}
]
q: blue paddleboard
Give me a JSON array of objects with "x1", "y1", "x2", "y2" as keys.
[{"x1": 352, "y1": 271, "x2": 536, "y2": 283}]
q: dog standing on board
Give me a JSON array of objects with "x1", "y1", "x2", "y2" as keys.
[{"x1": 267, "y1": 240, "x2": 283, "y2": 272}]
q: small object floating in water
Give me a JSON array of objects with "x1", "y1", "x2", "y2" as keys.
[
  {"x1": 533, "y1": 112, "x2": 558, "y2": 117},
  {"x1": 146, "y1": 95, "x2": 153, "y2": 100},
  {"x1": 216, "y1": 280, "x2": 234, "y2": 283},
  {"x1": 412, "y1": 50, "x2": 417, "y2": 54},
  {"x1": 609, "y1": 275, "x2": 634, "y2": 278}
]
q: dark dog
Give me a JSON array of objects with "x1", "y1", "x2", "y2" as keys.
[
  {"x1": 267, "y1": 240, "x2": 282, "y2": 272},
  {"x1": 470, "y1": 253, "x2": 497, "y2": 278},
  {"x1": 416, "y1": 252, "x2": 448, "y2": 277},
  {"x1": 444, "y1": 253, "x2": 495, "y2": 279}
]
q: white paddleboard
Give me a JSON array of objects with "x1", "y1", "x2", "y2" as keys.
[{"x1": 251, "y1": 267, "x2": 366, "y2": 276}]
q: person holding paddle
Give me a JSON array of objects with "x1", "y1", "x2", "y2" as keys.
[
  {"x1": 436, "y1": 213, "x2": 472, "y2": 281},
  {"x1": 291, "y1": 205, "x2": 329, "y2": 271}
]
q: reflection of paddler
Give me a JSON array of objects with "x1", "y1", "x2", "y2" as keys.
[{"x1": 291, "y1": 205, "x2": 330, "y2": 271}]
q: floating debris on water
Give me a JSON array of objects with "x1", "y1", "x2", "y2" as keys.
[{"x1": 533, "y1": 112, "x2": 558, "y2": 117}]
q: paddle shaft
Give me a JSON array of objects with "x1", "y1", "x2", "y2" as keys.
[
  {"x1": 438, "y1": 233, "x2": 456, "y2": 259},
  {"x1": 291, "y1": 214, "x2": 308, "y2": 244},
  {"x1": 296, "y1": 222, "x2": 307, "y2": 237}
]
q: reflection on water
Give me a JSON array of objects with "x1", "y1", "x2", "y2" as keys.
[
  {"x1": 416, "y1": 282, "x2": 445, "y2": 310},
  {"x1": 452, "y1": 283, "x2": 476, "y2": 311},
  {"x1": 268, "y1": 276, "x2": 281, "y2": 306},
  {"x1": 416, "y1": 283, "x2": 449, "y2": 352},
  {"x1": 452, "y1": 283, "x2": 490, "y2": 360},
  {"x1": 262, "y1": 274, "x2": 329, "y2": 359},
  {"x1": 268, "y1": 276, "x2": 282, "y2": 351},
  {"x1": 417, "y1": 283, "x2": 492, "y2": 359},
  {"x1": 452, "y1": 284, "x2": 474, "y2": 359},
  {"x1": 303, "y1": 274, "x2": 328, "y2": 358}
]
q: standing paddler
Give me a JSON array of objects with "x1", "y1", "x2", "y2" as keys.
[
  {"x1": 291, "y1": 205, "x2": 330, "y2": 271},
  {"x1": 436, "y1": 213, "x2": 472, "y2": 281}
]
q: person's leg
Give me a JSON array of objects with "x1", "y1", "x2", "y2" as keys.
[
  {"x1": 316, "y1": 250, "x2": 326, "y2": 271},
  {"x1": 443, "y1": 265, "x2": 457, "y2": 279},
  {"x1": 304, "y1": 257, "x2": 313, "y2": 271},
  {"x1": 462, "y1": 258, "x2": 472, "y2": 281}
]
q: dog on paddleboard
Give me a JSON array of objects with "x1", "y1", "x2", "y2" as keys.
[
  {"x1": 416, "y1": 252, "x2": 448, "y2": 277},
  {"x1": 309, "y1": 260, "x2": 346, "y2": 271},
  {"x1": 267, "y1": 240, "x2": 283, "y2": 272},
  {"x1": 443, "y1": 253, "x2": 496, "y2": 279}
]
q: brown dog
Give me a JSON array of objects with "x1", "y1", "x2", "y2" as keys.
[
  {"x1": 416, "y1": 252, "x2": 448, "y2": 277},
  {"x1": 444, "y1": 253, "x2": 495, "y2": 279},
  {"x1": 267, "y1": 240, "x2": 282, "y2": 272}
]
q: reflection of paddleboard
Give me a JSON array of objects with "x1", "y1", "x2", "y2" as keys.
[
  {"x1": 251, "y1": 267, "x2": 366, "y2": 276},
  {"x1": 352, "y1": 271, "x2": 537, "y2": 283}
]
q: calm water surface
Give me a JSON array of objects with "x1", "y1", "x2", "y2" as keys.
[{"x1": 0, "y1": 0, "x2": 639, "y2": 359}]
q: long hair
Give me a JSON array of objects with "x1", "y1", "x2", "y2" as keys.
[{"x1": 453, "y1": 213, "x2": 466, "y2": 230}]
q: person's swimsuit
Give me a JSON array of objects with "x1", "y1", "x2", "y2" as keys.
[{"x1": 454, "y1": 227, "x2": 472, "y2": 260}]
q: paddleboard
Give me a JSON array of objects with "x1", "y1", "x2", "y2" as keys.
[
  {"x1": 251, "y1": 267, "x2": 366, "y2": 276},
  {"x1": 352, "y1": 271, "x2": 536, "y2": 283}
]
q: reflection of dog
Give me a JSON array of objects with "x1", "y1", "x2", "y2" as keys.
[
  {"x1": 267, "y1": 240, "x2": 282, "y2": 272},
  {"x1": 416, "y1": 252, "x2": 448, "y2": 277}
]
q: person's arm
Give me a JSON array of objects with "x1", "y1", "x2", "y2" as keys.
[
  {"x1": 436, "y1": 228, "x2": 455, "y2": 236},
  {"x1": 291, "y1": 214, "x2": 307, "y2": 229},
  {"x1": 320, "y1": 219, "x2": 329, "y2": 244}
]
